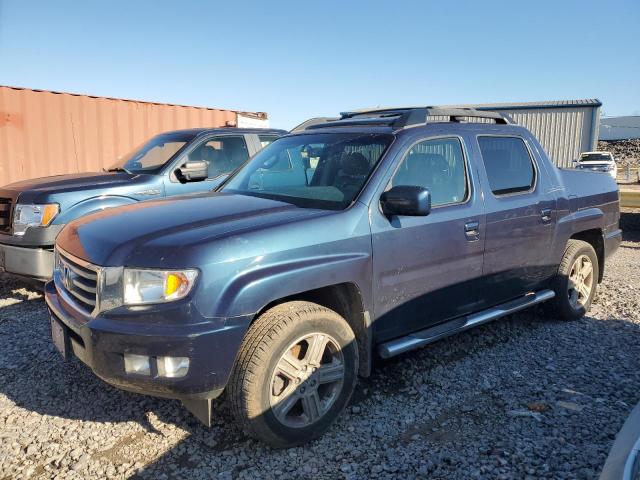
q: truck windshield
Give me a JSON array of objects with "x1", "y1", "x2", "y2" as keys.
[
  {"x1": 580, "y1": 153, "x2": 611, "y2": 162},
  {"x1": 110, "y1": 132, "x2": 197, "y2": 174},
  {"x1": 222, "y1": 132, "x2": 393, "y2": 210}
]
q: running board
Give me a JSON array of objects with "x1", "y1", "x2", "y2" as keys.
[{"x1": 378, "y1": 289, "x2": 555, "y2": 359}]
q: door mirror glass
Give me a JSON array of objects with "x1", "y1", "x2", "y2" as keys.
[
  {"x1": 177, "y1": 161, "x2": 208, "y2": 182},
  {"x1": 380, "y1": 185, "x2": 431, "y2": 217}
]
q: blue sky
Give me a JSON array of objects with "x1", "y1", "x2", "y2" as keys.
[{"x1": 1, "y1": 0, "x2": 638, "y2": 129}]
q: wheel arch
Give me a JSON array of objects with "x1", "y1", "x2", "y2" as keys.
[
  {"x1": 254, "y1": 282, "x2": 373, "y2": 378},
  {"x1": 58, "y1": 195, "x2": 138, "y2": 223},
  {"x1": 570, "y1": 228, "x2": 604, "y2": 282}
]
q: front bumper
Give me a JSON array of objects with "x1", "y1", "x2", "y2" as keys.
[
  {"x1": 0, "y1": 243, "x2": 54, "y2": 281},
  {"x1": 44, "y1": 280, "x2": 250, "y2": 401}
]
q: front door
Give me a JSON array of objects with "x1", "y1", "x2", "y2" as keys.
[
  {"x1": 164, "y1": 135, "x2": 251, "y2": 196},
  {"x1": 474, "y1": 135, "x2": 557, "y2": 306},
  {"x1": 371, "y1": 136, "x2": 486, "y2": 342}
]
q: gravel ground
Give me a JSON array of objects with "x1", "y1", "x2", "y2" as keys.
[{"x1": 1, "y1": 214, "x2": 639, "y2": 479}]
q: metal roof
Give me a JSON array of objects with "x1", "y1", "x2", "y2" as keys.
[
  {"x1": 444, "y1": 99, "x2": 602, "y2": 110},
  {"x1": 0, "y1": 84, "x2": 268, "y2": 118}
]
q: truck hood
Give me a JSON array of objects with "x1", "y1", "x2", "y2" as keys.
[
  {"x1": 56, "y1": 193, "x2": 331, "y2": 266},
  {"x1": 0, "y1": 172, "x2": 152, "y2": 204}
]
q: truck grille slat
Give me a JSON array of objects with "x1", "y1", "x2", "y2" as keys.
[
  {"x1": 72, "y1": 278, "x2": 97, "y2": 294},
  {"x1": 57, "y1": 249, "x2": 99, "y2": 313},
  {"x1": 62, "y1": 259, "x2": 98, "y2": 281},
  {"x1": 0, "y1": 197, "x2": 13, "y2": 233}
]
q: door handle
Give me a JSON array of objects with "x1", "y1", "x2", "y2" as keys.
[
  {"x1": 541, "y1": 208, "x2": 552, "y2": 222},
  {"x1": 464, "y1": 220, "x2": 480, "y2": 239}
]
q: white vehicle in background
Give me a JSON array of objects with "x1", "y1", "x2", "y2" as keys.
[{"x1": 574, "y1": 151, "x2": 618, "y2": 180}]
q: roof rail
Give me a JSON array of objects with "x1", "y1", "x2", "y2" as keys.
[
  {"x1": 301, "y1": 106, "x2": 510, "y2": 131},
  {"x1": 343, "y1": 107, "x2": 510, "y2": 126},
  {"x1": 290, "y1": 117, "x2": 339, "y2": 132}
]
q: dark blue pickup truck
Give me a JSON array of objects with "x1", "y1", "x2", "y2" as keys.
[
  {"x1": 44, "y1": 108, "x2": 621, "y2": 447},
  {"x1": 0, "y1": 128, "x2": 283, "y2": 282}
]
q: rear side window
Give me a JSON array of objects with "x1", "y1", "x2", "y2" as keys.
[{"x1": 478, "y1": 137, "x2": 535, "y2": 195}]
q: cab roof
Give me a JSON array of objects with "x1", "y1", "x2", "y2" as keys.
[{"x1": 162, "y1": 127, "x2": 287, "y2": 136}]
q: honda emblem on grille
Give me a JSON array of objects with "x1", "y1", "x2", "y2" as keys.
[{"x1": 62, "y1": 265, "x2": 73, "y2": 291}]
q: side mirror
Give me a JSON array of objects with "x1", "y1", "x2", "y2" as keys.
[
  {"x1": 380, "y1": 185, "x2": 431, "y2": 217},
  {"x1": 177, "y1": 161, "x2": 208, "y2": 182}
]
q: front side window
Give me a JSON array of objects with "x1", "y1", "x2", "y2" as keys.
[
  {"x1": 187, "y1": 136, "x2": 249, "y2": 179},
  {"x1": 258, "y1": 134, "x2": 279, "y2": 148},
  {"x1": 114, "y1": 132, "x2": 196, "y2": 174},
  {"x1": 222, "y1": 133, "x2": 394, "y2": 210},
  {"x1": 390, "y1": 137, "x2": 468, "y2": 206},
  {"x1": 478, "y1": 136, "x2": 535, "y2": 195}
]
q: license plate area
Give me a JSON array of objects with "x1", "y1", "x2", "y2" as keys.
[{"x1": 50, "y1": 317, "x2": 69, "y2": 360}]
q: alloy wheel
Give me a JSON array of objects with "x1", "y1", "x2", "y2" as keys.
[
  {"x1": 269, "y1": 332, "x2": 345, "y2": 428},
  {"x1": 567, "y1": 254, "x2": 594, "y2": 309}
]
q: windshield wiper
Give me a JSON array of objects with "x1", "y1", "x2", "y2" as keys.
[{"x1": 104, "y1": 167, "x2": 131, "y2": 173}]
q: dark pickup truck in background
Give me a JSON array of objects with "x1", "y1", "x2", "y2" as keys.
[
  {"x1": 0, "y1": 128, "x2": 284, "y2": 282},
  {"x1": 45, "y1": 107, "x2": 621, "y2": 447}
]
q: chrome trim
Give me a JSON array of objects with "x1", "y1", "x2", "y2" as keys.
[
  {"x1": 56, "y1": 247, "x2": 101, "y2": 316},
  {"x1": 72, "y1": 278, "x2": 97, "y2": 294},
  {"x1": 378, "y1": 289, "x2": 555, "y2": 358},
  {"x1": 62, "y1": 259, "x2": 98, "y2": 280},
  {"x1": 56, "y1": 247, "x2": 99, "y2": 272}
]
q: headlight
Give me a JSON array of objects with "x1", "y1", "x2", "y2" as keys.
[
  {"x1": 123, "y1": 268, "x2": 198, "y2": 305},
  {"x1": 13, "y1": 203, "x2": 59, "y2": 236}
]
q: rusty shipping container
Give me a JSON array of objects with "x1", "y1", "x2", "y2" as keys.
[{"x1": 0, "y1": 86, "x2": 268, "y2": 185}]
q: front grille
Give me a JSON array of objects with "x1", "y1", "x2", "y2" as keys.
[
  {"x1": 58, "y1": 249, "x2": 99, "y2": 313},
  {"x1": 0, "y1": 198, "x2": 13, "y2": 233}
]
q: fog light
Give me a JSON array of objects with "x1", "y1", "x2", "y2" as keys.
[
  {"x1": 157, "y1": 356, "x2": 189, "y2": 378},
  {"x1": 124, "y1": 354, "x2": 151, "y2": 375}
]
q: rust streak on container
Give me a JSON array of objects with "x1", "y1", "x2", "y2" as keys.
[{"x1": 0, "y1": 85, "x2": 263, "y2": 185}]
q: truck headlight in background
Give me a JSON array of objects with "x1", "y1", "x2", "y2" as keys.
[
  {"x1": 13, "y1": 203, "x2": 59, "y2": 235},
  {"x1": 122, "y1": 268, "x2": 198, "y2": 305}
]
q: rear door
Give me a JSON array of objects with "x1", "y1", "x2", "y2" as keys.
[
  {"x1": 164, "y1": 134, "x2": 251, "y2": 196},
  {"x1": 370, "y1": 135, "x2": 486, "y2": 341},
  {"x1": 475, "y1": 135, "x2": 557, "y2": 306}
]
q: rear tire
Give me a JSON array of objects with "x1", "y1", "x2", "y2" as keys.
[
  {"x1": 547, "y1": 239, "x2": 599, "y2": 320},
  {"x1": 228, "y1": 301, "x2": 358, "y2": 448}
]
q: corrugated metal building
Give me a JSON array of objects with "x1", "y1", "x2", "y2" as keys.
[
  {"x1": 442, "y1": 100, "x2": 602, "y2": 168},
  {"x1": 0, "y1": 86, "x2": 268, "y2": 186},
  {"x1": 599, "y1": 116, "x2": 640, "y2": 141}
]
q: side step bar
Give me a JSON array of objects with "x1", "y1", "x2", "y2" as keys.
[{"x1": 378, "y1": 289, "x2": 555, "y2": 359}]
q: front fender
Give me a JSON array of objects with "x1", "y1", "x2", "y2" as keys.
[
  {"x1": 57, "y1": 195, "x2": 138, "y2": 223},
  {"x1": 207, "y1": 252, "x2": 372, "y2": 320}
]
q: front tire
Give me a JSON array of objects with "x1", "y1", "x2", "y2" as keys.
[
  {"x1": 548, "y1": 239, "x2": 599, "y2": 320},
  {"x1": 228, "y1": 301, "x2": 358, "y2": 447}
]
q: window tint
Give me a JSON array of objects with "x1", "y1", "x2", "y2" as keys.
[
  {"x1": 187, "y1": 136, "x2": 249, "y2": 179},
  {"x1": 258, "y1": 135, "x2": 279, "y2": 148},
  {"x1": 478, "y1": 137, "x2": 535, "y2": 195},
  {"x1": 391, "y1": 137, "x2": 467, "y2": 206}
]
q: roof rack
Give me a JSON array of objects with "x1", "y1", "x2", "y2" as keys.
[
  {"x1": 302, "y1": 106, "x2": 510, "y2": 131},
  {"x1": 290, "y1": 117, "x2": 339, "y2": 132}
]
